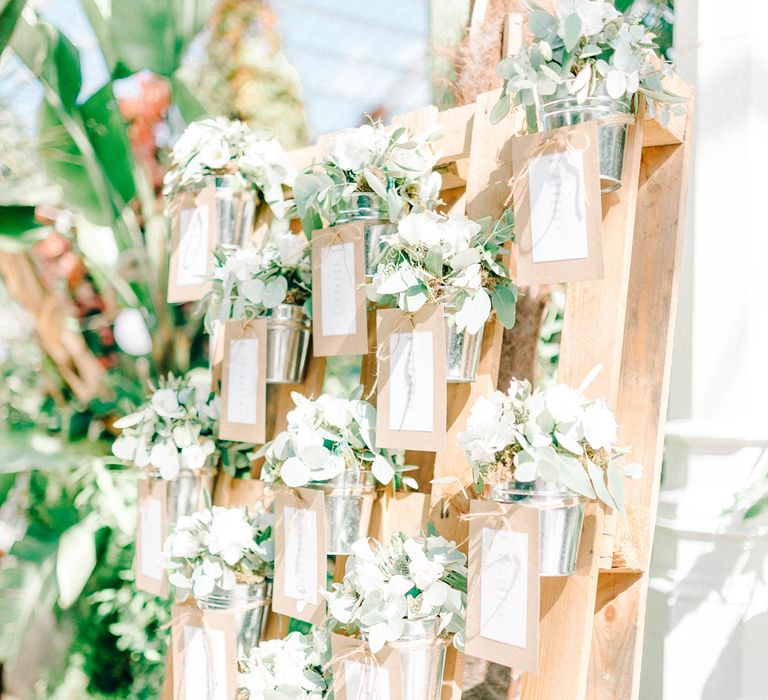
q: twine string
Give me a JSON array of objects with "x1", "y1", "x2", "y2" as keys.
[{"x1": 363, "y1": 311, "x2": 418, "y2": 402}]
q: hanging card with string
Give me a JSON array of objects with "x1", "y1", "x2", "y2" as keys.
[
  {"x1": 374, "y1": 307, "x2": 446, "y2": 452},
  {"x1": 311, "y1": 222, "x2": 368, "y2": 356},
  {"x1": 170, "y1": 603, "x2": 237, "y2": 700},
  {"x1": 167, "y1": 185, "x2": 217, "y2": 303},
  {"x1": 330, "y1": 633, "x2": 403, "y2": 700},
  {"x1": 219, "y1": 318, "x2": 267, "y2": 443},
  {"x1": 511, "y1": 121, "x2": 604, "y2": 285},
  {"x1": 135, "y1": 477, "x2": 168, "y2": 596},
  {"x1": 272, "y1": 488, "x2": 327, "y2": 625},
  {"x1": 465, "y1": 499, "x2": 540, "y2": 671}
]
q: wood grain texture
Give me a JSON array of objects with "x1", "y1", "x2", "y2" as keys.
[
  {"x1": 587, "y1": 98, "x2": 694, "y2": 700},
  {"x1": 520, "y1": 113, "x2": 646, "y2": 700}
]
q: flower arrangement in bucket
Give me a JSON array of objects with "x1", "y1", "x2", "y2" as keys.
[
  {"x1": 458, "y1": 377, "x2": 641, "y2": 575},
  {"x1": 237, "y1": 631, "x2": 329, "y2": 699},
  {"x1": 163, "y1": 116, "x2": 295, "y2": 247},
  {"x1": 258, "y1": 391, "x2": 412, "y2": 554},
  {"x1": 293, "y1": 121, "x2": 443, "y2": 275},
  {"x1": 326, "y1": 533, "x2": 467, "y2": 699},
  {"x1": 491, "y1": 1, "x2": 686, "y2": 192},
  {"x1": 111, "y1": 372, "x2": 219, "y2": 481},
  {"x1": 368, "y1": 209, "x2": 518, "y2": 382},
  {"x1": 203, "y1": 226, "x2": 312, "y2": 384},
  {"x1": 165, "y1": 502, "x2": 275, "y2": 654}
]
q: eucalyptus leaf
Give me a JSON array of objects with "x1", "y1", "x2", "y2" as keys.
[
  {"x1": 362, "y1": 168, "x2": 388, "y2": 200},
  {"x1": 491, "y1": 285, "x2": 518, "y2": 328},
  {"x1": 56, "y1": 521, "x2": 96, "y2": 609},
  {"x1": 564, "y1": 13, "x2": 582, "y2": 52},
  {"x1": 490, "y1": 96, "x2": 510, "y2": 125},
  {"x1": 425, "y1": 245, "x2": 443, "y2": 277},
  {"x1": 557, "y1": 455, "x2": 596, "y2": 500},
  {"x1": 586, "y1": 460, "x2": 617, "y2": 511},
  {"x1": 606, "y1": 462, "x2": 626, "y2": 517}
]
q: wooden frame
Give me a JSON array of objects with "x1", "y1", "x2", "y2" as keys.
[{"x1": 162, "y1": 61, "x2": 692, "y2": 700}]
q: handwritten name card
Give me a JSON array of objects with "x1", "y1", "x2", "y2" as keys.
[
  {"x1": 311, "y1": 223, "x2": 368, "y2": 356},
  {"x1": 167, "y1": 185, "x2": 216, "y2": 303},
  {"x1": 466, "y1": 500, "x2": 539, "y2": 671},
  {"x1": 512, "y1": 121, "x2": 604, "y2": 285},
  {"x1": 331, "y1": 634, "x2": 402, "y2": 700},
  {"x1": 273, "y1": 488, "x2": 327, "y2": 625},
  {"x1": 135, "y1": 478, "x2": 167, "y2": 596},
  {"x1": 218, "y1": 319, "x2": 266, "y2": 443},
  {"x1": 375, "y1": 307, "x2": 446, "y2": 452}
]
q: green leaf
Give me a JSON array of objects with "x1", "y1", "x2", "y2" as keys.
[
  {"x1": 529, "y1": 10, "x2": 556, "y2": 40},
  {"x1": 564, "y1": 13, "x2": 582, "y2": 52},
  {"x1": 0, "y1": 473, "x2": 16, "y2": 508},
  {"x1": 587, "y1": 460, "x2": 617, "y2": 511},
  {"x1": 56, "y1": 521, "x2": 97, "y2": 609},
  {"x1": 744, "y1": 496, "x2": 768, "y2": 520},
  {"x1": 170, "y1": 74, "x2": 210, "y2": 123},
  {"x1": 425, "y1": 245, "x2": 443, "y2": 277},
  {"x1": 491, "y1": 284, "x2": 518, "y2": 328},
  {"x1": 0, "y1": 206, "x2": 49, "y2": 250},
  {"x1": 80, "y1": 84, "x2": 136, "y2": 206},
  {"x1": 363, "y1": 168, "x2": 388, "y2": 200},
  {"x1": 606, "y1": 462, "x2": 626, "y2": 517},
  {"x1": 0, "y1": 0, "x2": 26, "y2": 52},
  {"x1": 489, "y1": 96, "x2": 510, "y2": 125},
  {"x1": 557, "y1": 455, "x2": 596, "y2": 500}
]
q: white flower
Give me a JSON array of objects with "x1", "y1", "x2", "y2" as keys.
[
  {"x1": 205, "y1": 507, "x2": 255, "y2": 566},
  {"x1": 544, "y1": 384, "x2": 583, "y2": 424},
  {"x1": 581, "y1": 400, "x2": 618, "y2": 450},
  {"x1": 322, "y1": 398, "x2": 354, "y2": 429},
  {"x1": 329, "y1": 124, "x2": 380, "y2": 172},
  {"x1": 454, "y1": 288, "x2": 491, "y2": 335},
  {"x1": 151, "y1": 388, "x2": 183, "y2": 418},
  {"x1": 277, "y1": 232, "x2": 308, "y2": 267},
  {"x1": 150, "y1": 442, "x2": 180, "y2": 480},
  {"x1": 198, "y1": 137, "x2": 231, "y2": 170}
]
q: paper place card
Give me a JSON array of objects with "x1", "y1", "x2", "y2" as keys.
[
  {"x1": 167, "y1": 185, "x2": 216, "y2": 303},
  {"x1": 135, "y1": 478, "x2": 167, "y2": 596},
  {"x1": 330, "y1": 633, "x2": 402, "y2": 700},
  {"x1": 311, "y1": 223, "x2": 368, "y2": 357},
  {"x1": 219, "y1": 319, "x2": 267, "y2": 443},
  {"x1": 465, "y1": 500, "x2": 539, "y2": 671},
  {"x1": 171, "y1": 604, "x2": 237, "y2": 700},
  {"x1": 512, "y1": 121, "x2": 604, "y2": 285},
  {"x1": 272, "y1": 488, "x2": 327, "y2": 625},
  {"x1": 375, "y1": 307, "x2": 446, "y2": 452},
  {"x1": 209, "y1": 321, "x2": 225, "y2": 392}
]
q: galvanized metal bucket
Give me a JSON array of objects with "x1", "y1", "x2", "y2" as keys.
[
  {"x1": 199, "y1": 174, "x2": 257, "y2": 249},
  {"x1": 334, "y1": 191, "x2": 395, "y2": 277},
  {"x1": 441, "y1": 287, "x2": 483, "y2": 383},
  {"x1": 374, "y1": 618, "x2": 448, "y2": 700},
  {"x1": 266, "y1": 304, "x2": 311, "y2": 384},
  {"x1": 146, "y1": 466, "x2": 215, "y2": 527},
  {"x1": 491, "y1": 478, "x2": 586, "y2": 576},
  {"x1": 196, "y1": 580, "x2": 272, "y2": 658},
  {"x1": 308, "y1": 471, "x2": 376, "y2": 555},
  {"x1": 539, "y1": 96, "x2": 632, "y2": 194}
]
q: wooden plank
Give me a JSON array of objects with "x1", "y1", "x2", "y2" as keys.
[
  {"x1": 587, "y1": 96, "x2": 694, "y2": 700},
  {"x1": 520, "y1": 99, "x2": 646, "y2": 700}
]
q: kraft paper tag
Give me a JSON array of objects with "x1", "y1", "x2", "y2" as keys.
[
  {"x1": 369, "y1": 491, "x2": 430, "y2": 542},
  {"x1": 311, "y1": 223, "x2": 368, "y2": 357},
  {"x1": 218, "y1": 319, "x2": 267, "y2": 444},
  {"x1": 135, "y1": 477, "x2": 168, "y2": 597},
  {"x1": 512, "y1": 121, "x2": 604, "y2": 285},
  {"x1": 170, "y1": 603, "x2": 237, "y2": 700},
  {"x1": 374, "y1": 307, "x2": 447, "y2": 452},
  {"x1": 272, "y1": 488, "x2": 327, "y2": 625},
  {"x1": 330, "y1": 633, "x2": 404, "y2": 700},
  {"x1": 167, "y1": 185, "x2": 216, "y2": 304},
  {"x1": 465, "y1": 500, "x2": 539, "y2": 671}
]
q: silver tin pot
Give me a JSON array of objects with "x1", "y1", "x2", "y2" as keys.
[
  {"x1": 539, "y1": 96, "x2": 631, "y2": 193},
  {"x1": 196, "y1": 580, "x2": 272, "y2": 658},
  {"x1": 441, "y1": 288, "x2": 484, "y2": 383},
  {"x1": 200, "y1": 174, "x2": 257, "y2": 249},
  {"x1": 266, "y1": 304, "x2": 311, "y2": 384},
  {"x1": 491, "y1": 478, "x2": 586, "y2": 576},
  {"x1": 146, "y1": 465, "x2": 215, "y2": 528},
  {"x1": 308, "y1": 471, "x2": 376, "y2": 555},
  {"x1": 366, "y1": 618, "x2": 448, "y2": 700},
  {"x1": 334, "y1": 191, "x2": 395, "y2": 277}
]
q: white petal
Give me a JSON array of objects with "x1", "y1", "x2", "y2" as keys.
[
  {"x1": 280, "y1": 457, "x2": 311, "y2": 487},
  {"x1": 371, "y1": 454, "x2": 394, "y2": 485}
]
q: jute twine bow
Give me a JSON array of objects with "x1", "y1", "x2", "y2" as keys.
[
  {"x1": 504, "y1": 114, "x2": 636, "y2": 210},
  {"x1": 363, "y1": 310, "x2": 419, "y2": 402}
]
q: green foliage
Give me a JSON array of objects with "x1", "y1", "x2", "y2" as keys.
[{"x1": 0, "y1": 0, "x2": 27, "y2": 52}]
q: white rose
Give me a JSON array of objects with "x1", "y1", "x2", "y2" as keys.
[
  {"x1": 581, "y1": 400, "x2": 618, "y2": 450},
  {"x1": 544, "y1": 384, "x2": 583, "y2": 424},
  {"x1": 329, "y1": 124, "x2": 378, "y2": 172},
  {"x1": 150, "y1": 442, "x2": 180, "y2": 480},
  {"x1": 151, "y1": 388, "x2": 183, "y2": 418},
  {"x1": 198, "y1": 137, "x2": 231, "y2": 170},
  {"x1": 276, "y1": 232, "x2": 308, "y2": 267}
]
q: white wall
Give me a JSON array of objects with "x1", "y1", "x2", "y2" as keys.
[{"x1": 641, "y1": 2, "x2": 768, "y2": 698}]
